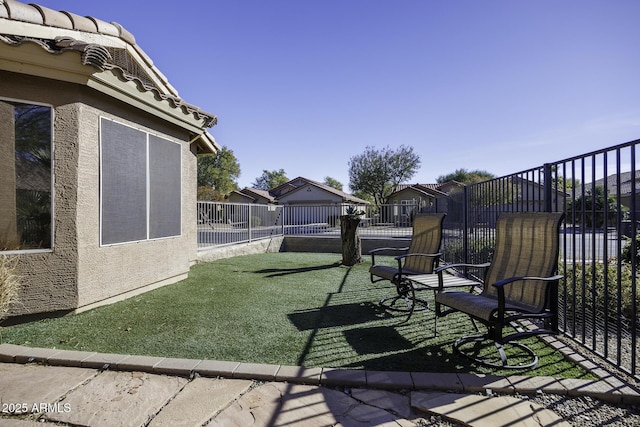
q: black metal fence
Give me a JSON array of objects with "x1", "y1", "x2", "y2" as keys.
[{"x1": 439, "y1": 139, "x2": 640, "y2": 378}]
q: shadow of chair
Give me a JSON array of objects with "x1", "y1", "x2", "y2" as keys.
[
  {"x1": 435, "y1": 212, "x2": 565, "y2": 369},
  {"x1": 368, "y1": 213, "x2": 446, "y2": 321}
]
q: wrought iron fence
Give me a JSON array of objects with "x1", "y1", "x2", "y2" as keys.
[
  {"x1": 439, "y1": 139, "x2": 640, "y2": 378},
  {"x1": 197, "y1": 202, "x2": 284, "y2": 248},
  {"x1": 197, "y1": 202, "x2": 431, "y2": 247}
]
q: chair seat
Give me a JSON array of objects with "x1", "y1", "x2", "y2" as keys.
[
  {"x1": 370, "y1": 265, "x2": 424, "y2": 282},
  {"x1": 435, "y1": 291, "x2": 539, "y2": 323}
]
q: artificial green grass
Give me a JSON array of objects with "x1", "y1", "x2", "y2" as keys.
[{"x1": 2, "y1": 252, "x2": 594, "y2": 378}]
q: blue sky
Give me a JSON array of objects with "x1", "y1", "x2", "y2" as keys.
[{"x1": 35, "y1": 0, "x2": 640, "y2": 191}]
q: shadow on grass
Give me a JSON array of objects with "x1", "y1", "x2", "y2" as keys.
[
  {"x1": 288, "y1": 302, "x2": 392, "y2": 330},
  {"x1": 343, "y1": 326, "x2": 414, "y2": 354},
  {"x1": 255, "y1": 262, "x2": 342, "y2": 277}
]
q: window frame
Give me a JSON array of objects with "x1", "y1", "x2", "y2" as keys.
[
  {"x1": 99, "y1": 117, "x2": 183, "y2": 247},
  {"x1": 0, "y1": 96, "x2": 54, "y2": 254}
]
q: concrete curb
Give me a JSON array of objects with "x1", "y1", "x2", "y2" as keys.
[{"x1": 1, "y1": 343, "x2": 639, "y2": 405}]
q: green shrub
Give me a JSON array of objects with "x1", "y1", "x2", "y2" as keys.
[
  {"x1": 621, "y1": 233, "x2": 640, "y2": 264},
  {"x1": 444, "y1": 237, "x2": 494, "y2": 265},
  {"x1": 251, "y1": 216, "x2": 262, "y2": 227},
  {"x1": 560, "y1": 261, "x2": 637, "y2": 320}
]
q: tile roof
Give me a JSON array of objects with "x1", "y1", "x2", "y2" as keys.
[
  {"x1": 0, "y1": 0, "x2": 218, "y2": 130},
  {"x1": 238, "y1": 188, "x2": 276, "y2": 203},
  {"x1": 271, "y1": 177, "x2": 370, "y2": 204}
]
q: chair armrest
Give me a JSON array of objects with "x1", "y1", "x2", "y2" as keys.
[
  {"x1": 434, "y1": 262, "x2": 490, "y2": 291},
  {"x1": 369, "y1": 247, "x2": 409, "y2": 265},
  {"x1": 492, "y1": 275, "x2": 564, "y2": 288},
  {"x1": 492, "y1": 275, "x2": 564, "y2": 321}
]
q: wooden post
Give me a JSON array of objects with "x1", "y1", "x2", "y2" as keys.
[{"x1": 340, "y1": 214, "x2": 362, "y2": 266}]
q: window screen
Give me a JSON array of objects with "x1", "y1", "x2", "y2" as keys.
[
  {"x1": 149, "y1": 135, "x2": 181, "y2": 238},
  {"x1": 100, "y1": 118, "x2": 182, "y2": 245}
]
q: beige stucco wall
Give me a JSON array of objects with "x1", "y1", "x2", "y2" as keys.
[
  {"x1": 0, "y1": 70, "x2": 199, "y2": 317},
  {"x1": 73, "y1": 85, "x2": 197, "y2": 310}
]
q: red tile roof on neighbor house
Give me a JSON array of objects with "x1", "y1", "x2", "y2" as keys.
[
  {"x1": 0, "y1": 0, "x2": 218, "y2": 152},
  {"x1": 240, "y1": 177, "x2": 369, "y2": 205}
]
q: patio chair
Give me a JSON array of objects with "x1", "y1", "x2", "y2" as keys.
[
  {"x1": 369, "y1": 213, "x2": 446, "y2": 321},
  {"x1": 434, "y1": 212, "x2": 564, "y2": 369}
]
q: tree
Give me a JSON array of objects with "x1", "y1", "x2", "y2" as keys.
[
  {"x1": 436, "y1": 168, "x2": 495, "y2": 184},
  {"x1": 197, "y1": 146, "x2": 240, "y2": 197},
  {"x1": 252, "y1": 169, "x2": 289, "y2": 190},
  {"x1": 323, "y1": 176, "x2": 343, "y2": 191},
  {"x1": 567, "y1": 186, "x2": 621, "y2": 229},
  {"x1": 348, "y1": 145, "x2": 421, "y2": 206}
]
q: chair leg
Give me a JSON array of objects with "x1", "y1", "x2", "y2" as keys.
[
  {"x1": 378, "y1": 279, "x2": 428, "y2": 316},
  {"x1": 453, "y1": 334, "x2": 539, "y2": 370}
]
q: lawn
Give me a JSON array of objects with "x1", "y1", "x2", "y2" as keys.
[{"x1": 2, "y1": 252, "x2": 593, "y2": 378}]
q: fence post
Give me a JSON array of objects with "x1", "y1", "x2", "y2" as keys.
[
  {"x1": 248, "y1": 204, "x2": 252, "y2": 242},
  {"x1": 463, "y1": 185, "x2": 469, "y2": 264},
  {"x1": 543, "y1": 163, "x2": 553, "y2": 213}
]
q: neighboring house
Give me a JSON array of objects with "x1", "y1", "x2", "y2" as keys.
[
  {"x1": 0, "y1": 0, "x2": 219, "y2": 318},
  {"x1": 272, "y1": 177, "x2": 369, "y2": 205},
  {"x1": 384, "y1": 182, "x2": 463, "y2": 226},
  {"x1": 592, "y1": 171, "x2": 640, "y2": 220},
  {"x1": 230, "y1": 177, "x2": 369, "y2": 226}
]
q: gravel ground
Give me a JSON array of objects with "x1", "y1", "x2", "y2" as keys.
[
  {"x1": 525, "y1": 392, "x2": 640, "y2": 427},
  {"x1": 411, "y1": 392, "x2": 640, "y2": 426}
]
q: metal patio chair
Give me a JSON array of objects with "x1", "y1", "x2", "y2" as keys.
[
  {"x1": 434, "y1": 212, "x2": 564, "y2": 369},
  {"x1": 369, "y1": 213, "x2": 446, "y2": 321}
]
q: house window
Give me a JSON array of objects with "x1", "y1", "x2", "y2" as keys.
[
  {"x1": 100, "y1": 118, "x2": 181, "y2": 245},
  {"x1": 0, "y1": 98, "x2": 53, "y2": 252}
]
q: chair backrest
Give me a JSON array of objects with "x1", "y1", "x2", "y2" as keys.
[
  {"x1": 482, "y1": 212, "x2": 564, "y2": 312},
  {"x1": 404, "y1": 213, "x2": 446, "y2": 274}
]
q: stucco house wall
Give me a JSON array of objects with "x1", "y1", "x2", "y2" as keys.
[
  {"x1": 0, "y1": 70, "x2": 201, "y2": 315},
  {"x1": 74, "y1": 90, "x2": 198, "y2": 310},
  {"x1": 0, "y1": 0, "x2": 218, "y2": 318}
]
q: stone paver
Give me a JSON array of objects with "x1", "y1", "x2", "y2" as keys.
[
  {"x1": 149, "y1": 377, "x2": 252, "y2": 427},
  {"x1": 81, "y1": 352, "x2": 130, "y2": 369},
  {"x1": 321, "y1": 368, "x2": 367, "y2": 386},
  {"x1": 458, "y1": 373, "x2": 513, "y2": 393},
  {"x1": 45, "y1": 370, "x2": 188, "y2": 427},
  {"x1": 0, "y1": 420, "x2": 60, "y2": 426},
  {"x1": 507, "y1": 375, "x2": 567, "y2": 395},
  {"x1": 209, "y1": 382, "x2": 405, "y2": 427},
  {"x1": 46, "y1": 349, "x2": 98, "y2": 367},
  {"x1": 116, "y1": 355, "x2": 166, "y2": 371},
  {"x1": 275, "y1": 365, "x2": 322, "y2": 384},
  {"x1": 366, "y1": 370, "x2": 414, "y2": 390},
  {"x1": 411, "y1": 372, "x2": 463, "y2": 391},
  {"x1": 194, "y1": 359, "x2": 240, "y2": 377},
  {"x1": 153, "y1": 357, "x2": 201, "y2": 376},
  {"x1": 411, "y1": 391, "x2": 571, "y2": 427},
  {"x1": 351, "y1": 388, "x2": 415, "y2": 419},
  {"x1": 0, "y1": 363, "x2": 97, "y2": 413},
  {"x1": 232, "y1": 362, "x2": 280, "y2": 381},
  {"x1": 2, "y1": 343, "x2": 640, "y2": 426}
]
